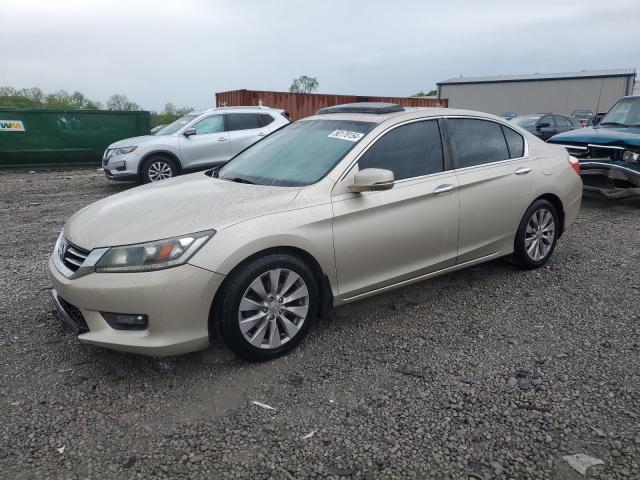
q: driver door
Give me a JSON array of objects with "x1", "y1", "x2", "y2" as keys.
[
  {"x1": 179, "y1": 114, "x2": 230, "y2": 169},
  {"x1": 331, "y1": 119, "x2": 459, "y2": 299}
]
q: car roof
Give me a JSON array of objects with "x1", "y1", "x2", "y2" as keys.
[
  {"x1": 189, "y1": 106, "x2": 285, "y2": 116},
  {"x1": 302, "y1": 106, "x2": 511, "y2": 125}
]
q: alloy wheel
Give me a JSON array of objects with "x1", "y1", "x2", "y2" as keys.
[
  {"x1": 147, "y1": 161, "x2": 173, "y2": 182},
  {"x1": 524, "y1": 208, "x2": 555, "y2": 261},
  {"x1": 238, "y1": 268, "x2": 309, "y2": 349}
]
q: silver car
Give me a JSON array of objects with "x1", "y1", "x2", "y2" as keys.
[
  {"x1": 102, "y1": 106, "x2": 289, "y2": 183},
  {"x1": 50, "y1": 103, "x2": 582, "y2": 360}
]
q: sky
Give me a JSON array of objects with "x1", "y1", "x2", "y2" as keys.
[{"x1": 1, "y1": 0, "x2": 639, "y2": 112}]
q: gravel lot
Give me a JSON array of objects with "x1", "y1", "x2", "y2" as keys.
[{"x1": 1, "y1": 168, "x2": 639, "y2": 480}]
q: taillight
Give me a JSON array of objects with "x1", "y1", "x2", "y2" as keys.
[{"x1": 567, "y1": 155, "x2": 580, "y2": 175}]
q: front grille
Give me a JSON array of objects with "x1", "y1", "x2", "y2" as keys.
[
  {"x1": 56, "y1": 295, "x2": 89, "y2": 333},
  {"x1": 589, "y1": 147, "x2": 623, "y2": 161},
  {"x1": 61, "y1": 238, "x2": 90, "y2": 273}
]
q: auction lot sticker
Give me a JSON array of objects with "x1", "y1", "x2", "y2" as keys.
[
  {"x1": 0, "y1": 120, "x2": 25, "y2": 132},
  {"x1": 327, "y1": 129, "x2": 364, "y2": 142}
]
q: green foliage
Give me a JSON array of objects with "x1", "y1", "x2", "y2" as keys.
[
  {"x1": 0, "y1": 86, "x2": 192, "y2": 127},
  {"x1": 0, "y1": 86, "x2": 103, "y2": 109},
  {"x1": 106, "y1": 94, "x2": 140, "y2": 111},
  {"x1": 413, "y1": 89, "x2": 438, "y2": 97},
  {"x1": 289, "y1": 75, "x2": 319, "y2": 94},
  {"x1": 149, "y1": 102, "x2": 193, "y2": 127}
]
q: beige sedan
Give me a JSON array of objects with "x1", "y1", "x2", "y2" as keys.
[{"x1": 49, "y1": 103, "x2": 582, "y2": 360}]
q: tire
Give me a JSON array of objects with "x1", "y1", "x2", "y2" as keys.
[
  {"x1": 512, "y1": 199, "x2": 560, "y2": 269},
  {"x1": 214, "y1": 253, "x2": 319, "y2": 361},
  {"x1": 141, "y1": 156, "x2": 178, "y2": 183}
]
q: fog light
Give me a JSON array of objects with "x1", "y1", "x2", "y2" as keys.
[
  {"x1": 101, "y1": 312, "x2": 148, "y2": 331},
  {"x1": 622, "y1": 150, "x2": 639, "y2": 163}
]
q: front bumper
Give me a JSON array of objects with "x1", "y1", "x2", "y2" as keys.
[
  {"x1": 102, "y1": 153, "x2": 141, "y2": 181},
  {"x1": 580, "y1": 161, "x2": 640, "y2": 199},
  {"x1": 48, "y1": 258, "x2": 225, "y2": 356}
]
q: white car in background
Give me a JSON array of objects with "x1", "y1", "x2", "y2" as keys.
[{"x1": 102, "y1": 106, "x2": 290, "y2": 183}]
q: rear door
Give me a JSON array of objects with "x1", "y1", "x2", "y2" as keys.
[
  {"x1": 178, "y1": 114, "x2": 230, "y2": 168},
  {"x1": 332, "y1": 119, "x2": 460, "y2": 298},
  {"x1": 226, "y1": 113, "x2": 270, "y2": 156},
  {"x1": 445, "y1": 117, "x2": 537, "y2": 263}
]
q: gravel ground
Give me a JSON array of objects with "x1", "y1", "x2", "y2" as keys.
[{"x1": 1, "y1": 168, "x2": 639, "y2": 480}]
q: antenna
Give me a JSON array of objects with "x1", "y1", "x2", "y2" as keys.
[{"x1": 594, "y1": 78, "x2": 605, "y2": 116}]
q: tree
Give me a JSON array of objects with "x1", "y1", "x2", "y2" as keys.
[
  {"x1": 106, "y1": 94, "x2": 140, "y2": 111},
  {"x1": 150, "y1": 103, "x2": 193, "y2": 127},
  {"x1": 413, "y1": 89, "x2": 437, "y2": 97},
  {"x1": 0, "y1": 86, "x2": 103, "y2": 109},
  {"x1": 289, "y1": 75, "x2": 319, "y2": 94}
]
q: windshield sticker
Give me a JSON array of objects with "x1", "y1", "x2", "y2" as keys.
[{"x1": 327, "y1": 129, "x2": 364, "y2": 142}]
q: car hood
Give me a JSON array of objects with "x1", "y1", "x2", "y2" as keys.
[
  {"x1": 107, "y1": 135, "x2": 163, "y2": 149},
  {"x1": 548, "y1": 126, "x2": 640, "y2": 148},
  {"x1": 65, "y1": 174, "x2": 301, "y2": 249}
]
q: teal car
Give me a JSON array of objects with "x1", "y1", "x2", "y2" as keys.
[{"x1": 548, "y1": 96, "x2": 640, "y2": 199}]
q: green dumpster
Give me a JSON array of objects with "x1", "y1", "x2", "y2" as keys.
[{"x1": 0, "y1": 108, "x2": 150, "y2": 169}]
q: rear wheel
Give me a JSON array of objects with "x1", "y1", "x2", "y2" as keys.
[
  {"x1": 141, "y1": 156, "x2": 178, "y2": 183},
  {"x1": 214, "y1": 253, "x2": 319, "y2": 361},
  {"x1": 513, "y1": 199, "x2": 559, "y2": 269}
]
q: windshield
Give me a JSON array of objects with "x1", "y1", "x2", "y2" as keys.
[
  {"x1": 217, "y1": 119, "x2": 376, "y2": 186},
  {"x1": 599, "y1": 97, "x2": 640, "y2": 127},
  {"x1": 154, "y1": 114, "x2": 198, "y2": 135},
  {"x1": 511, "y1": 115, "x2": 542, "y2": 128}
]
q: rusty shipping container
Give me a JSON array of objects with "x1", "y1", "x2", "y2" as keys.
[{"x1": 216, "y1": 90, "x2": 448, "y2": 120}]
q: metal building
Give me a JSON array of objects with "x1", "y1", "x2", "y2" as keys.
[{"x1": 437, "y1": 68, "x2": 637, "y2": 116}]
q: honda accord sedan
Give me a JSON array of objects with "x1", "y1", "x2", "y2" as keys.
[{"x1": 49, "y1": 103, "x2": 582, "y2": 360}]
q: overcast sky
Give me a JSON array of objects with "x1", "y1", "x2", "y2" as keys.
[{"x1": 1, "y1": 0, "x2": 638, "y2": 111}]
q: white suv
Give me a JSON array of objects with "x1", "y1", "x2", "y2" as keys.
[{"x1": 102, "y1": 106, "x2": 290, "y2": 183}]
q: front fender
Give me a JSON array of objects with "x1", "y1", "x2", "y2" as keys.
[{"x1": 188, "y1": 203, "x2": 337, "y2": 294}]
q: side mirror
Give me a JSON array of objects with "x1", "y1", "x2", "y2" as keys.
[
  {"x1": 183, "y1": 128, "x2": 196, "y2": 137},
  {"x1": 348, "y1": 168, "x2": 394, "y2": 193},
  {"x1": 537, "y1": 122, "x2": 550, "y2": 129}
]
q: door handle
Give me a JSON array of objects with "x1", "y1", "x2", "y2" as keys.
[
  {"x1": 433, "y1": 184, "x2": 456, "y2": 195},
  {"x1": 515, "y1": 167, "x2": 532, "y2": 175},
  {"x1": 217, "y1": 137, "x2": 228, "y2": 142}
]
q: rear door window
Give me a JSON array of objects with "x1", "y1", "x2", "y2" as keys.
[
  {"x1": 446, "y1": 118, "x2": 510, "y2": 168},
  {"x1": 226, "y1": 113, "x2": 262, "y2": 131},
  {"x1": 555, "y1": 116, "x2": 571, "y2": 127},
  {"x1": 358, "y1": 120, "x2": 444, "y2": 181}
]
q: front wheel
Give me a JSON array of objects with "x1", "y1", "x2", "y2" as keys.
[
  {"x1": 512, "y1": 199, "x2": 560, "y2": 269},
  {"x1": 214, "y1": 253, "x2": 319, "y2": 361},
  {"x1": 141, "y1": 156, "x2": 178, "y2": 183}
]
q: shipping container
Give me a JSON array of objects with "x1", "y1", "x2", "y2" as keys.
[
  {"x1": 0, "y1": 108, "x2": 150, "y2": 169},
  {"x1": 216, "y1": 90, "x2": 448, "y2": 120}
]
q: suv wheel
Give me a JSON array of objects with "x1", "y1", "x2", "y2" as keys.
[
  {"x1": 513, "y1": 199, "x2": 559, "y2": 269},
  {"x1": 214, "y1": 253, "x2": 319, "y2": 361},
  {"x1": 141, "y1": 156, "x2": 178, "y2": 183}
]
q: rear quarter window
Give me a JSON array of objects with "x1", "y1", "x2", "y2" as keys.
[{"x1": 501, "y1": 125, "x2": 525, "y2": 158}]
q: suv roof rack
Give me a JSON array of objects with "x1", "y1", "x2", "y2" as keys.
[{"x1": 316, "y1": 102, "x2": 405, "y2": 115}]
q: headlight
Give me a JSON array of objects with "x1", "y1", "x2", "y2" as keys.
[
  {"x1": 95, "y1": 230, "x2": 215, "y2": 272},
  {"x1": 622, "y1": 150, "x2": 639, "y2": 163},
  {"x1": 111, "y1": 146, "x2": 137, "y2": 157}
]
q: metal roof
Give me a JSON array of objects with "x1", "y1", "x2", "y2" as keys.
[{"x1": 438, "y1": 68, "x2": 637, "y2": 85}]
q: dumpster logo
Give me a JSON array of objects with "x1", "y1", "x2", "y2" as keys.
[{"x1": 0, "y1": 120, "x2": 25, "y2": 132}]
